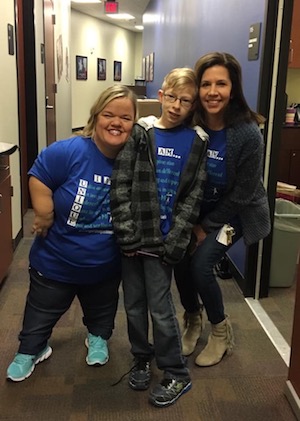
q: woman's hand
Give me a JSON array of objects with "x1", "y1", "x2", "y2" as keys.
[
  {"x1": 31, "y1": 212, "x2": 54, "y2": 237},
  {"x1": 193, "y1": 224, "x2": 207, "y2": 246},
  {"x1": 188, "y1": 224, "x2": 207, "y2": 255},
  {"x1": 29, "y1": 176, "x2": 54, "y2": 238}
]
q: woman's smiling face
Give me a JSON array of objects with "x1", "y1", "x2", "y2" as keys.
[
  {"x1": 199, "y1": 65, "x2": 232, "y2": 124},
  {"x1": 94, "y1": 97, "x2": 135, "y2": 158}
]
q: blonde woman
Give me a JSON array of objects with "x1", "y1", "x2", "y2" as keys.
[{"x1": 7, "y1": 86, "x2": 137, "y2": 382}]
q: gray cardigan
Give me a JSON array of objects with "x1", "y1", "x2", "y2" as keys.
[{"x1": 200, "y1": 121, "x2": 271, "y2": 245}]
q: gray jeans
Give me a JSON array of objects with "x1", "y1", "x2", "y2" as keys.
[{"x1": 122, "y1": 255, "x2": 189, "y2": 379}]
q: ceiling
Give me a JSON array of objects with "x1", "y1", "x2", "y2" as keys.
[{"x1": 71, "y1": 0, "x2": 150, "y2": 32}]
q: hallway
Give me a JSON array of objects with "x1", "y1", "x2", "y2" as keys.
[{"x1": 0, "y1": 211, "x2": 296, "y2": 420}]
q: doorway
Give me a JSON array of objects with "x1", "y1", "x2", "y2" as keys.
[
  {"x1": 15, "y1": 0, "x2": 57, "y2": 214},
  {"x1": 246, "y1": 0, "x2": 295, "y2": 366}
]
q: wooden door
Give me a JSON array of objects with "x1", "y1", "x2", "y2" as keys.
[
  {"x1": 289, "y1": 0, "x2": 300, "y2": 68},
  {"x1": 0, "y1": 157, "x2": 13, "y2": 283},
  {"x1": 286, "y1": 264, "x2": 300, "y2": 414},
  {"x1": 15, "y1": 0, "x2": 28, "y2": 214},
  {"x1": 44, "y1": 0, "x2": 56, "y2": 144},
  {"x1": 290, "y1": 149, "x2": 300, "y2": 188}
]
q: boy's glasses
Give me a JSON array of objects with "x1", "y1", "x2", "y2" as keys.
[{"x1": 163, "y1": 93, "x2": 194, "y2": 109}]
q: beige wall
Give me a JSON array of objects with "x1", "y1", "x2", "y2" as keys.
[
  {"x1": 0, "y1": 0, "x2": 297, "y2": 244},
  {"x1": 0, "y1": 0, "x2": 21, "y2": 239},
  {"x1": 134, "y1": 32, "x2": 144, "y2": 79},
  {"x1": 0, "y1": 1, "x2": 140, "y2": 242},
  {"x1": 35, "y1": 0, "x2": 72, "y2": 147},
  {"x1": 54, "y1": 0, "x2": 72, "y2": 140},
  {"x1": 35, "y1": 0, "x2": 47, "y2": 151},
  {"x1": 71, "y1": 10, "x2": 142, "y2": 128},
  {"x1": 286, "y1": 69, "x2": 300, "y2": 105},
  {"x1": 0, "y1": 0, "x2": 71, "y2": 241}
]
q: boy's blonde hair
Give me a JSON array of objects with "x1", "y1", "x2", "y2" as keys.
[{"x1": 161, "y1": 67, "x2": 197, "y2": 98}]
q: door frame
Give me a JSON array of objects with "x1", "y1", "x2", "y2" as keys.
[
  {"x1": 227, "y1": 0, "x2": 294, "y2": 298},
  {"x1": 257, "y1": 0, "x2": 294, "y2": 298},
  {"x1": 15, "y1": 0, "x2": 39, "y2": 213},
  {"x1": 43, "y1": 0, "x2": 57, "y2": 145}
]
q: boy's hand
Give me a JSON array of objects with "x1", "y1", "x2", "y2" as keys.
[{"x1": 123, "y1": 251, "x2": 137, "y2": 257}]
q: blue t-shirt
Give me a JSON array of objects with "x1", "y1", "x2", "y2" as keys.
[
  {"x1": 155, "y1": 125, "x2": 195, "y2": 236},
  {"x1": 200, "y1": 128, "x2": 227, "y2": 219},
  {"x1": 28, "y1": 136, "x2": 121, "y2": 284}
]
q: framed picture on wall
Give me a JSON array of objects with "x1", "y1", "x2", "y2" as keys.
[
  {"x1": 114, "y1": 61, "x2": 122, "y2": 81},
  {"x1": 56, "y1": 35, "x2": 63, "y2": 82},
  {"x1": 76, "y1": 55, "x2": 88, "y2": 80},
  {"x1": 149, "y1": 52, "x2": 155, "y2": 82},
  {"x1": 145, "y1": 55, "x2": 150, "y2": 82},
  {"x1": 141, "y1": 57, "x2": 146, "y2": 80},
  {"x1": 97, "y1": 58, "x2": 106, "y2": 80}
]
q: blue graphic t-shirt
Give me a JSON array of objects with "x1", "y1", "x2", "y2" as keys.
[
  {"x1": 28, "y1": 136, "x2": 121, "y2": 284},
  {"x1": 155, "y1": 125, "x2": 195, "y2": 237},
  {"x1": 200, "y1": 128, "x2": 227, "y2": 219}
]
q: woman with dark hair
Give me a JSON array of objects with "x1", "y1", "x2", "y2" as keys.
[{"x1": 174, "y1": 52, "x2": 270, "y2": 367}]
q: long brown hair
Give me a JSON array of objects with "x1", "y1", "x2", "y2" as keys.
[{"x1": 193, "y1": 52, "x2": 265, "y2": 127}]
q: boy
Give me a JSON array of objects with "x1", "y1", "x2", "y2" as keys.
[{"x1": 110, "y1": 68, "x2": 207, "y2": 407}]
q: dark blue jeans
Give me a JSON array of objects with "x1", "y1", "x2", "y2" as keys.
[
  {"x1": 18, "y1": 267, "x2": 120, "y2": 355},
  {"x1": 122, "y1": 255, "x2": 189, "y2": 379},
  {"x1": 174, "y1": 227, "x2": 242, "y2": 325}
]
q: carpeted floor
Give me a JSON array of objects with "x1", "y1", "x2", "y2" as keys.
[
  {"x1": 260, "y1": 282, "x2": 296, "y2": 345},
  {"x1": 0, "y1": 212, "x2": 296, "y2": 421}
]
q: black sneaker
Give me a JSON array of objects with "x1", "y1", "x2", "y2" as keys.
[
  {"x1": 129, "y1": 358, "x2": 151, "y2": 390},
  {"x1": 215, "y1": 256, "x2": 232, "y2": 279},
  {"x1": 149, "y1": 377, "x2": 192, "y2": 407}
]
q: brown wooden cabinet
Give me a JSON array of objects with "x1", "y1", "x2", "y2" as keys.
[
  {"x1": 0, "y1": 155, "x2": 13, "y2": 284},
  {"x1": 285, "y1": 263, "x2": 300, "y2": 418},
  {"x1": 278, "y1": 127, "x2": 300, "y2": 188},
  {"x1": 289, "y1": 0, "x2": 300, "y2": 68}
]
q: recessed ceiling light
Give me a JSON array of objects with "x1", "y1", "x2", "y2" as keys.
[
  {"x1": 72, "y1": 1, "x2": 101, "y2": 4},
  {"x1": 106, "y1": 13, "x2": 135, "y2": 20},
  {"x1": 134, "y1": 25, "x2": 144, "y2": 30}
]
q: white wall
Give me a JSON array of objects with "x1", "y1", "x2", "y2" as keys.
[
  {"x1": 286, "y1": 68, "x2": 300, "y2": 104},
  {"x1": 0, "y1": 0, "x2": 21, "y2": 239},
  {"x1": 35, "y1": 0, "x2": 72, "y2": 147},
  {"x1": 54, "y1": 0, "x2": 72, "y2": 140},
  {"x1": 71, "y1": 10, "x2": 142, "y2": 128},
  {"x1": 134, "y1": 32, "x2": 143, "y2": 79},
  {"x1": 34, "y1": 0, "x2": 47, "y2": 151},
  {"x1": 0, "y1": 1, "x2": 141, "y2": 242}
]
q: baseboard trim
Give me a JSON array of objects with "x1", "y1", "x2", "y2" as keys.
[
  {"x1": 285, "y1": 380, "x2": 300, "y2": 420},
  {"x1": 245, "y1": 297, "x2": 290, "y2": 366},
  {"x1": 13, "y1": 227, "x2": 23, "y2": 251}
]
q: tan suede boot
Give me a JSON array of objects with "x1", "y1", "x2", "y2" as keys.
[
  {"x1": 181, "y1": 309, "x2": 204, "y2": 356},
  {"x1": 195, "y1": 316, "x2": 234, "y2": 366}
]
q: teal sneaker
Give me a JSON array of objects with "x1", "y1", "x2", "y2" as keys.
[
  {"x1": 85, "y1": 334, "x2": 109, "y2": 366},
  {"x1": 6, "y1": 345, "x2": 52, "y2": 382}
]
